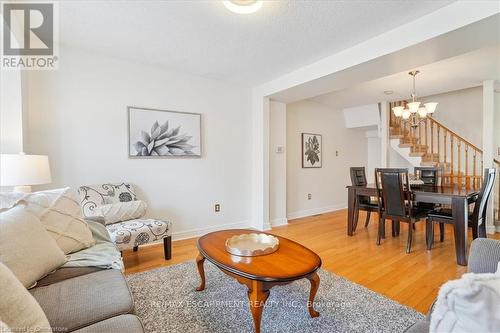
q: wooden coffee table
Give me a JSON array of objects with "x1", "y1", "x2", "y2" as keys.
[{"x1": 195, "y1": 229, "x2": 322, "y2": 333}]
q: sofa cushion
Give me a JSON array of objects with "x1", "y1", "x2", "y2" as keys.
[
  {"x1": 0, "y1": 206, "x2": 67, "y2": 288},
  {"x1": 78, "y1": 183, "x2": 138, "y2": 218},
  {"x1": 0, "y1": 262, "x2": 51, "y2": 333},
  {"x1": 35, "y1": 267, "x2": 104, "y2": 288},
  {"x1": 106, "y1": 218, "x2": 172, "y2": 251},
  {"x1": 72, "y1": 314, "x2": 144, "y2": 333},
  {"x1": 30, "y1": 269, "x2": 134, "y2": 332},
  {"x1": 87, "y1": 200, "x2": 147, "y2": 225}
]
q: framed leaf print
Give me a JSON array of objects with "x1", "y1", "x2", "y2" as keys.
[
  {"x1": 302, "y1": 133, "x2": 322, "y2": 168},
  {"x1": 128, "y1": 106, "x2": 201, "y2": 158}
]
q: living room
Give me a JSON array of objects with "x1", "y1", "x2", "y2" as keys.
[{"x1": 1, "y1": 1, "x2": 499, "y2": 333}]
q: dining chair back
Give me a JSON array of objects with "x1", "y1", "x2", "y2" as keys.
[
  {"x1": 473, "y1": 168, "x2": 496, "y2": 236},
  {"x1": 375, "y1": 168, "x2": 410, "y2": 218},
  {"x1": 350, "y1": 167, "x2": 367, "y2": 186},
  {"x1": 414, "y1": 167, "x2": 440, "y2": 186}
]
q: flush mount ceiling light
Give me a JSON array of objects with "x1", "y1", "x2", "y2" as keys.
[{"x1": 223, "y1": 0, "x2": 263, "y2": 14}]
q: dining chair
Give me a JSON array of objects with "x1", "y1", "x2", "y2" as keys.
[
  {"x1": 350, "y1": 167, "x2": 378, "y2": 228},
  {"x1": 426, "y1": 168, "x2": 496, "y2": 250},
  {"x1": 414, "y1": 167, "x2": 441, "y2": 186},
  {"x1": 375, "y1": 168, "x2": 429, "y2": 253}
]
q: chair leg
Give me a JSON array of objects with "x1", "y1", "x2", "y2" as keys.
[
  {"x1": 426, "y1": 218, "x2": 434, "y2": 250},
  {"x1": 377, "y1": 217, "x2": 383, "y2": 246},
  {"x1": 406, "y1": 220, "x2": 414, "y2": 254},
  {"x1": 391, "y1": 220, "x2": 396, "y2": 237},
  {"x1": 163, "y1": 236, "x2": 172, "y2": 260},
  {"x1": 364, "y1": 211, "x2": 371, "y2": 228},
  {"x1": 395, "y1": 220, "x2": 400, "y2": 236},
  {"x1": 133, "y1": 246, "x2": 138, "y2": 252},
  {"x1": 439, "y1": 223, "x2": 445, "y2": 242}
]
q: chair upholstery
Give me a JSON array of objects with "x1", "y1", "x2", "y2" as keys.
[
  {"x1": 375, "y1": 168, "x2": 428, "y2": 253},
  {"x1": 106, "y1": 218, "x2": 171, "y2": 251},
  {"x1": 350, "y1": 167, "x2": 378, "y2": 229},
  {"x1": 78, "y1": 183, "x2": 172, "y2": 257}
]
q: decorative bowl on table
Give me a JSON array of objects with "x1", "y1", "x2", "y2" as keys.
[{"x1": 225, "y1": 233, "x2": 279, "y2": 257}]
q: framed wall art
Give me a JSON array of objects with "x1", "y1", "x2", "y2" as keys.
[
  {"x1": 302, "y1": 133, "x2": 322, "y2": 168},
  {"x1": 128, "y1": 106, "x2": 201, "y2": 158}
]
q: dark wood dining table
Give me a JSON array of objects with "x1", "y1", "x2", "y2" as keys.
[{"x1": 346, "y1": 184, "x2": 479, "y2": 266}]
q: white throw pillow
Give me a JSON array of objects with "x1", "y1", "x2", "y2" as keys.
[
  {"x1": 0, "y1": 206, "x2": 67, "y2": 288},
  {"x1": 19, "y1": 188, "x2": 95, "y2": 254},
  {"x1": 0, "y1": 262, "x2": 51, "y2": 332},
  {"x1": 430, "y1": 271, "x2": 500, "y2": 333},
  {"x1": 86, "y1": 200, "x2": 147, "y2": 225}
]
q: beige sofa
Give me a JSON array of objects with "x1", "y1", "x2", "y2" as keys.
[{"x1": 30, "y1": 266, "x2": 144, "y2": 333}]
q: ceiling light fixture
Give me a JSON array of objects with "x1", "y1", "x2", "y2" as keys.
[
  {"x1": 392, "y1": 71, "x2": 438, "y2": 129},
  {"x1": 223, "y1": 0, "x2": 263, "y2": 14}
]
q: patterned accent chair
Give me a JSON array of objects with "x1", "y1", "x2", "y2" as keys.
[{"x1": 78, "y1": 183, "x2": 172, "y2": 259}]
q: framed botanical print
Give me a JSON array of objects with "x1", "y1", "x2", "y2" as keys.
[
  {"x1": 302, "y1": 133, "x2": 322, "y2": 168},
  {"x1": 128, "y1": 106, "x2": 201, "y2": 158}
]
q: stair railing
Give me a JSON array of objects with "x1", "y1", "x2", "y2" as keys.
[{"x1": 389, "y1": 101, "x2": 483, "y2": 188}]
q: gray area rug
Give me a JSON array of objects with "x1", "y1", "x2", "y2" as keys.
[{"x1": 127, "y1": 262, "x2": 423, "y2": 333}]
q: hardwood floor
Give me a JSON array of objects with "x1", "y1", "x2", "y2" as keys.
[{"x1": 123, "y1": 209, "x2": 500, "y2": 313}]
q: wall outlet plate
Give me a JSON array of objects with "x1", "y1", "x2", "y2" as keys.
[
  {"x1": 215, "y1": 204, "x2": 220, "y2": 212},
  {"x1": 307, "y1": 193, "x2": 312, "y2": 200},
  {"x1": 276, "y1": 146, "x2": 284, "y2": 153}
]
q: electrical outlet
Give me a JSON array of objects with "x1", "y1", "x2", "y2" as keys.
[
  {"x1": 336, "y1": 150, "x2": 339, "y2": 157},
  {"x1": 214, "y1": 204, "x2": 221, "y2": 212},
  {"x1": 307, "y1": 193, "x2": 312, "y2": 200}
]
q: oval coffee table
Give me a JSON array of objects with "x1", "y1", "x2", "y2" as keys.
[{"x1": 195, "y1": 229, "x2": 322, "y2": 333}]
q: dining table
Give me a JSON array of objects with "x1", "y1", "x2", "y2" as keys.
[{"x1": 346, "y1": 183, "x2": 479, "y2": 266}]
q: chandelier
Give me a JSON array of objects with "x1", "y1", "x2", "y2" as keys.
[{"x1": 392, "y1": 71, "x2": 438, "y2": 128}]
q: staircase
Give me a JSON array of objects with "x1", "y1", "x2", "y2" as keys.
[{"x1": 389, "y1": 101, "x2": 500, "y2": 225}]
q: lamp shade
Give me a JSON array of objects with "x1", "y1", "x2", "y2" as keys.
[
  {"x1": 0, "y1": 154, "x2": 51, "y2": 186},
  {"x1": 392, "y1": 106, "x2": 404, "y2": 117},
  {"x1": 424, "y1": 102, "x2": 438, "y2": 114},
  {"x1": 417, "y1": 107, "x2": 428, "y2": 118},
  {"x1": 407, "y1": 102, "x2": 421, "y2": 113}
]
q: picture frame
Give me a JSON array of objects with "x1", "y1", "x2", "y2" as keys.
[
  {"x1": 128, "y1": 106, "x2": 202, "y2": 158},
  {"x1": 302, "y1": 133, "x2": 322, "y2": 168}
]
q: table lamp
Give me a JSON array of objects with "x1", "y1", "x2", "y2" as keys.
[{"x1": 0, "y1": 153, "x2": 52, "y2": 193}]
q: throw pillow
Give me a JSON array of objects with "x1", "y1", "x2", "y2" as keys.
[
  {"x1": 0, "y1": 206, "x2": 67, "y2": 288},
  {"x1": 0, "y1": 262, "x2": 51, "y2": 332},
  {"x1": 19, "y1": 188, "x2": 95, "y2": 254},
  {"x1": 86, "y1": 200, "x2": 147, "y2": 225},
  {"x1": 429, "y1": 271, "x2": 500, "y2": 333}
]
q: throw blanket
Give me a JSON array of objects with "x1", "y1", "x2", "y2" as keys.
[
  {"x1": 430, "y1": 270, "x2": 500, "y2": 333},
  {"x1": 63, "y1": 220, "x2": 124, "y2": 271}
]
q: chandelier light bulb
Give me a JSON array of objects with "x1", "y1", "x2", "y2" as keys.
[
  {"x1": 392, "y1": 106, "x2": 404, "y2": 117},
  {"x1": 407, "y1": 102, "x2": 421, "y2": 114},
  {"x1": 424, "y1": 102, "x2": 438, "y2": 114},
  {"x1": 402, "y1": 110, "x2": 411, "y2": 120},
  {"x1": 417, "y1": 107, "x2": 428, "y2": 118}
]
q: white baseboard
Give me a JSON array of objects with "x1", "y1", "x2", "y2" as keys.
[
  {"x1": 270, "y1": 218, "x2": 288, "y2": 227},
  {"x1": 172, "y1": 220, "x2": 251, "y2": 241},
  {"x1": 287, "y1": 204, "x2": 346, "y2": 220}
]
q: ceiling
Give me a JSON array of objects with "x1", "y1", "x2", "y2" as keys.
[
  {"x1": 309, "y1": 45, "x2": 500, "y2": 109},
  {"x1": 58, "y1": 0, "x2": 454, "y2": 86}
]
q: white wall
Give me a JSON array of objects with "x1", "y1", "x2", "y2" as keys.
[
  {"x1": 366, "y1": 130, "x2": 381, "y2": 183},
  {"x1": 421, "y1": 86, "x2": 482, "y2": 147},
  {"x1": 26, "y1": 46, "x2": 252, "y2": 240},
  {"x1": 286, "y1": 100, "x2": 367, "y2": 219},
  {"x1": 269, "y1": 101, "x2": 287, "y2": 226}
]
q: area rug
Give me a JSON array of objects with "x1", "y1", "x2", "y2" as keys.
[{"x1": 127, "y1": 262, "x2": 423, "y2": 333}]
